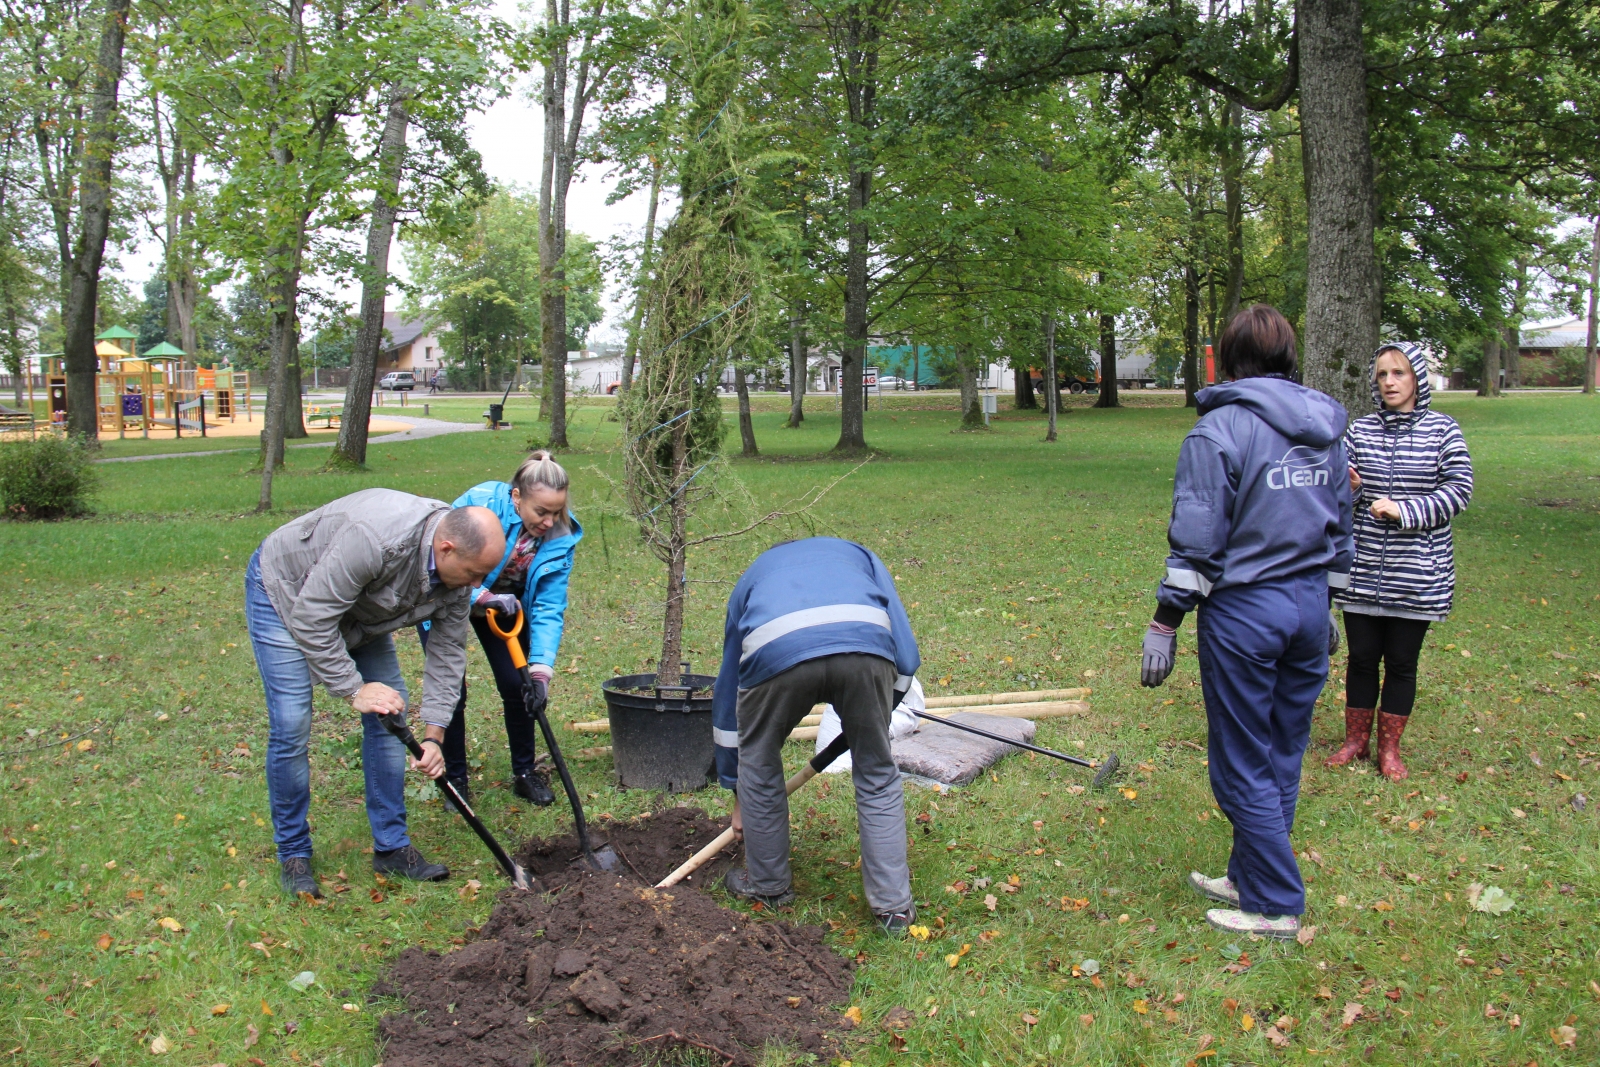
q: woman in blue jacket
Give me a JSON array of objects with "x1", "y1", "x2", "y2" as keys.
[
  {"x1": 421, "y1": 451, "x2": 582, "y2": 806},
  {"x1": 1141, "y1": 305, "x2": 1353, "y2": 942},
  {"x1": 1327, "y1": 344, "x2": 1472, "y2": 781}
]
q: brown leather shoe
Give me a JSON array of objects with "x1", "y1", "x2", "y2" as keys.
[
  {"x1": 1325, "y1": 706, "x2": 1375, "y2": 767},
  {"x1": 1375, "y1": 711, "x2": 1409, "y2": 781}
]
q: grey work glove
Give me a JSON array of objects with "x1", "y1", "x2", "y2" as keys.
[
  {"x1": 472, "y1": 592, "x2": 520, "y2": 619},
  {"x1": 1328, "y1": 609, "x2": 1341, "y2": 658},
  {"x1": 1140, "y1": 622, "x2": 1177, "y2": 687}
]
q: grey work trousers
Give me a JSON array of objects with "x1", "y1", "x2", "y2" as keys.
[{"x1": 736, "y1": 652, "x2": 912, "y2": 914}]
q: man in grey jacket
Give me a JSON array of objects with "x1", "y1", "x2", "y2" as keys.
[{"x1": 244, "y1": 488, "x2": 506, "y2": 897}]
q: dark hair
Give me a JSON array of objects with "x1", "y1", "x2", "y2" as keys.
[
  {"x1": 1218, "y1": 304, "x2": 1298, "y2": 380},
  {"x1": 438, "y1": 506, "x2": 491, "y2": 557}
]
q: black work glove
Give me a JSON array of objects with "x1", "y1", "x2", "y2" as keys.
[
  {"x1": 472, "y1": 592, "x2": 520, "y2": 619},
  {"x1": 526, "y1": 674, "x2": 549, "y2": 715},
  {"x1": 1327, "y1": 609, "x2": 1341, "y2": 658},
  {"x1": 1141, "y1": 622, "x2": 1177, "y2": 687}
]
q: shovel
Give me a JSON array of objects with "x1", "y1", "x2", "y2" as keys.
[
  {"x1": 379, "y1": 713, "x2": 537, "y2": 891},
  {"x1": 912, "y1": 709, "x2": 1121, "y2": 788},
  {"x1": 486, "y1": 608, "x2": 620, "y2": 872},
  {"x1": 656, "y1": 733, "x2": 852, "y2": 889}
]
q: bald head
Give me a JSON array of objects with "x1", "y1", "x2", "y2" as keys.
[{"x1": 433, "y1": 506, "x2": 506, "y2": 589}]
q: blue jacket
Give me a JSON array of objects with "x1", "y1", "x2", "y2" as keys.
[
  {"x1": 1156, "y1": 376, "x2": 1354, "y2": 620},
  {"x1": 452, "y1": 481, "x2": 583, "y2": 670},
  {"x1": 713, "y1": 538, "x2": 920, "y2": 789}
]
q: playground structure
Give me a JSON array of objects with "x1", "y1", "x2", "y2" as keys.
[{"x1": 31, "y1": 326, "x2": 252, "y2": 440}]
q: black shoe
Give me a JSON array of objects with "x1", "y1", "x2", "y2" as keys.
[
  {"x1": 512, "y1": 771, "x2": 555, "y2": 807},
  {"x1": 876, "y1": 906, "x2": 917, "y2": 937},
  {"x1": 373, "y1": 844, "x2": 449, "y2": 882},
  {"x1": 279, "y1": 856, "x2": 323, "y2": 899},
  {"x1": 723, "y1": 866, "x2": 795, "y2": 907},
  {"x1": 442, "y1": 777, "x2": 472, "y2": 815}
]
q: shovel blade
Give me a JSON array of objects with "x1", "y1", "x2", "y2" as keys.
[
  {"x1": 569, "y1": 844, "x2": 622, "y2": 873},
  {"x1": 509, "y1": 862, "x2": 538, "y2": 892}
]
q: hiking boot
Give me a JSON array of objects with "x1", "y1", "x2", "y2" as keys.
[
  {"x1": 723, "y1": 866, "x2": 795, "y2": 907},
  {"x1": 1375, "y1": 711, "x2": 1410, "y2": 781},
  {"x1": 1325, "y1": 706, "x2": 1374, "y2": 768},
  {"x1": 876, "y1": 906, "x2": 917, "y2": 937},
  {"x1": 373, "y1": 844, "x2": 449, "y2": 883},
  {"x1": 1187, "y1": 871, "x2": 1241, "y2": 907},
  {"x1": 512, "y1": 771, "x2": 555, "y2": 807},
  {"x1": 1204, "y1": 908, "x2": 1300, "y2": 941},
  {"x1": 442, "y1": 777, "x2": 473, "y2": 815},
  {"x1": 279, "y1": 856, "x2": 323, "y2": 899}
]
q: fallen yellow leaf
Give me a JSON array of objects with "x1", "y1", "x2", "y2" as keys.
[
  {"x1": 1241, "y1": 1013, "x2": 1255, "y2": 1032},
  {"x1": 95, "y1": 934, "x2": 113, "y2": 951},
  {"x1": 211, "y1": 1004, "x2": 230, "y2": 1016},
  {"x1": 149, "y1": 1034, "x2": 170, "y2": 1054},
  {"x1": 1132, "y1": 999, "x2": 1148, "y2": 1015},
  {"x1": 157, "y1": 917, "x2": 183, "y2": 933},
  {"x1": 844, "y1": 1005, "x2": 863, "y2": 1025},
  {"x1": 76, "y1": 739, "x2": 93, "y2": 752}
]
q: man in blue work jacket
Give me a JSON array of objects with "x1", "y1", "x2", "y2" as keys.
[{"x1": 713, "y1": 538, "x2": 920, "y2": 934}]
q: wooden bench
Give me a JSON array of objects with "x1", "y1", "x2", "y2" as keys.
[{"x1": 305, "y1": 405, "x2": 343, "y2": 429}]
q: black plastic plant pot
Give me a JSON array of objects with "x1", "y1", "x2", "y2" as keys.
[{"x1": 601, "y1": 668, "x2": 717, "y2": 792}]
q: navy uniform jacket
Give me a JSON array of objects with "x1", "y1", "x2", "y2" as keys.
[{"x1": 713, "y1": 538, "x2": 920, "y2": 788}]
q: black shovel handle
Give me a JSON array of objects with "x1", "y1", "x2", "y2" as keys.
[
  {"x1": 379, "y1": 714, "x2": 534, "y2": 890},
  {"x1": 523, "y1": 679, "x2": 603, "y2": 867}
]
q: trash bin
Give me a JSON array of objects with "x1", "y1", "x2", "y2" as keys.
[{"x1": 487, "y1": 402, "x2": 504, "y2": 427}]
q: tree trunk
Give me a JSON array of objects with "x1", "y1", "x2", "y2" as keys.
[
  {"x1": 1221, "y1": 101, "x2": 1246, "y2": 325},
  {"x1": 1184, "y1": 262, "x2": 1201, "y2": 408},
  {"x1": 258, "y1": 251, "x2": 302, "y2": 506},
  {"x1": 1014, "y1": 358, "x2": 1037, "y2": 409},
  {"x1": 1043, "y1": 312, "x2": 1058, "y2": 442},
  {"x1": 1585, "y1": 217, "x2": 1598, "y2": 395},
  {"x1": 787, "y1": 310, "x2": 806, "y2": 426},
  {"x1": 1500, "y1": 325, "x2": 1520, "y2": 391},
  {"x1": 619, "y1": 149, "x2": 663, "y2": 398},
  {"x1": 1094, "y1": 308, "x2": 1118, "y2": 408},
  {"x1": 834, "y1": 5, "x2": 877, "y2": 454},
  {"x1": 1299, "y1": 0, "x2": 1380, "y2": 415},
  {"x1": 655, "y1": 414, "x2": 690, "y2": 687},
  {"x1": 956, "y1": 344, "x2": 982, "y2": 428},
  {"x1": 331, "y1": 86, "x2": 410, "y2": 468},
  {"x1": 1478, "y1": 332, "x2": 1501, "y2": 397},
  {"x1": 537, "y1": 30, "x2": 560, "y2": 424},
  {"x1": 62, "y1": 0, "x2": 131, "y2": 444},
  {"x1": 735, "y1": 365, "x2": 758, "y2": 456},
  {"x1": 284, "y1": 329, "x2": 307, "y2": 438}
]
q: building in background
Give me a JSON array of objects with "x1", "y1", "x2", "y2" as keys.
[{"x1": 380, "y1": 314, "x2": 445, "y2": 383}]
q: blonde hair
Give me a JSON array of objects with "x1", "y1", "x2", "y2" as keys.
[{"x1": 511, "y1": 450, "x2": 571, "y2": 536}]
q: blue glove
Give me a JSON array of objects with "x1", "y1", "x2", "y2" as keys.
[
  {"x1": 1141, "y1": 623, "x2": 1177, "y2": 687},
  {"x1": 472, "y1": 592, "x2": 520, "y2": 619}
]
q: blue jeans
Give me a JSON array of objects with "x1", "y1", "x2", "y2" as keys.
[
  {"x1": 1196, "y1": 573, "x2": 1329, "y2": 917},
  {"x1": 245, "y1": 550, "x2": 411, "y2": 860}
]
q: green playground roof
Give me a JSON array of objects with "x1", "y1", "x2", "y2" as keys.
[
  {"x1": 142, "y1": 341, "x2": 186, "y2": 357},
  {"x1": 95, "y1": 325, "x2": 138, "y2": 340}
]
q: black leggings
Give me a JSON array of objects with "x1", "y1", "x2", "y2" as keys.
[{"x1": 1343, "y1": 612, "x2": 1431, "y2": 716}]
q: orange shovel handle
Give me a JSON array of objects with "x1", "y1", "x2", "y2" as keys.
[{"x1": 485, "y1": 608, "x2": 528, "y2": 671}]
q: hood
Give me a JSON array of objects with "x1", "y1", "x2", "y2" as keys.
[
  {"x1": 1196, "y1": 375, "x2": 1348, "y2": 447},
  {"x1": 1368, "y1": 342, "x2": 1432, "y2": 414}
]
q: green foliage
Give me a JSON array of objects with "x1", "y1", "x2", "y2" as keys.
[{"x1": 0, "y1": 434, "x2": 97, "y2": 518}]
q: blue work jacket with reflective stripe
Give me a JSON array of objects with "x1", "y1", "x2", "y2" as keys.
[
  {"x1": 449, "y1": 480, "x2": 582, "y2": 670},
  {"x1": 713, "y1": 538, "x2": 919, "y2": 789}
]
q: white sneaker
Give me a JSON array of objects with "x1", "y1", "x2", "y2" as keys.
[
  {"x1": 1188, "y1": 871, "x2": 1240, "y2": 907},
  {"x1": 1205, "y1": 908, "x2": 1300, "y2": 940}
]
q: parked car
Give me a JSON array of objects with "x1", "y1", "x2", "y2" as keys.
[
  {"x1": 876, "y1": 375, "x2": 912, "y2": 390},
  {"x1": 378, "y1": 371, "x2": 416, "y2": 391}
]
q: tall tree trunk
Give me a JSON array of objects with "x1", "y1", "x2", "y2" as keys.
[
  {"x1": 258, "y1": 252, "x2": 303, "y2": 504},
  {"x1": 656, "y1": 413, "x2": 690, "y2": 687},
  {"x1": 1299, "y1": 0, "x2": 1380, "y2": 415},
  {"x1": 835, "y1": 5, "x2": 877, "y2": 454},
  {"x1": 1501, "y1": 262, "x2": 1526, "y2": 390},
  {"x1": 1184, "y1": 262, "x2": 1201, "y2": 408},
  {"x1": 1478, "y1": 332, "x2": 1501, "y2": 397},
  {"x1": 619, "y1": 148, "x2": 663, "y2": 398},
  {"x1": 787, "y1": 309, "x2": 806, "y2": 426},
  {"x1": 1094, "y1": 306, "x2": 1119, "y2": 408},
  {"x1": 284, "y1": 328, "x2": 307, "y2": 438},
  {"x1": 735, "y1": 365, "x2": 758, "y2": 456},
  {"x1": 62, "y1": 0, "x2": 131, "y2": 444},
  {"x1": 537, "y1": 21, "x2": 561, "y2": 424},
  {"x1": 956, "y1": 344, "x2": 982, "y2": 428},
  {"x1": 1043, "y1": 312, "x2": 1059, "y2": 442},
  {"x1": 1584, "y1": 217, "x2": 1598, "y2": 395},
  {"x1": 1221, "y1": 101, "x2": 1245, "y2": 324},
  {"x1": 332, "y1": 85, "x2": 410, "y2": 468},
  {"x1": 1014, "y1": 358, "x2": 1037, "y2": 409}
]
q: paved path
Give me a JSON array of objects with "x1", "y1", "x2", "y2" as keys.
[{"x1": 96, "y1": 415, "x2": 483, "y2": 463}]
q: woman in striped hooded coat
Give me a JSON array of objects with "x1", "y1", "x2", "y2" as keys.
[{"x1": 1327, "y1": 343, "x2": 1473, "y2": 780}]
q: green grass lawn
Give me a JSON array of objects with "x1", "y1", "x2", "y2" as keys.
[{"x1": 1, "y1": 392, "x2": 1597, "y2": 1067}]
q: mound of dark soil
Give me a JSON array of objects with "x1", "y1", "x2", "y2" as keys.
[
  {"x1": 514, "y1": 805, "x2": 741, "y2": 890},
  {"x1": 375, "y1": 808, "x2": 854, "y2": 1067}
]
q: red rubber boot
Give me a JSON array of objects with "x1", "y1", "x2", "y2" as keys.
[
  {"x1": 1375, "y1": 711, "x2": 1409, "y2": 781},
  {"x1": 1325, "y1": 706, "x2": 1374, "y2": 768}
]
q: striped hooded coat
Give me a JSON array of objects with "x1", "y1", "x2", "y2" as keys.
[{"x1": 1335, "y1": 343, "x2": 1474, "y2": 621}]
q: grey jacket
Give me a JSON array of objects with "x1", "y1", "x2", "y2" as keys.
[{"x1": 258, "y1": 488, "x2": 470, "y2": 727}]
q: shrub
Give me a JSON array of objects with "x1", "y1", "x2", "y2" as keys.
[{"x1": 0, "y1": 435, "x2": 98, "y2": 519}]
